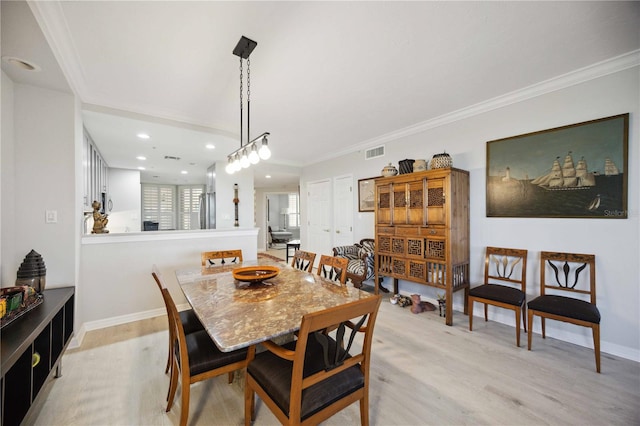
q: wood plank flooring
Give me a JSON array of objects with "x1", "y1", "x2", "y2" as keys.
[{"x1": 29, "y1": 291, "x2": 639, "y2": 425}]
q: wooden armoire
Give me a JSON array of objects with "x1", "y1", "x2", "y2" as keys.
[{"x1": 374, "y1": 167, "x2": 470, "y2": 325}]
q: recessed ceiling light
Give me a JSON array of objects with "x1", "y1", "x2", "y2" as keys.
[
  {"x1": 265, "y1": 175, "x2": 272, "y2": 179},
  {"x1": 137, "y1": 133, "x2": 150, "y2": 139},
  {"x1": 136, "y1": 156, "x2": 147, "y2": 160},
  {"x1": 138, "y1": 167, "x2": 146, "y2": 170},
  {"x1": 2, "y1": 56, "x2": 41, "y2": 71},
  {"x1": 181, "y1": 171, "x2": 188, "y2": 174},
  {"x1": 206, "y1": 144, "x2": 215, "y2": 149}
]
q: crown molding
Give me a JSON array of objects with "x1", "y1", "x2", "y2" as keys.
[
  {"x1": 310, "y1": 49, "x2": 640, "y2": 166},
  {"x1": 28, "y1": 0, "x2": 89, "y2": 100}
]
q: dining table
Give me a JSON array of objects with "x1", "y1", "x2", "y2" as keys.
[{"x1": 175, "y1": 258, "x2": 376, "y2": 352}]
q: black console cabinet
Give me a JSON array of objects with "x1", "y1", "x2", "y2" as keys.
[{"x1": 1, "y1": 287, "x2": 75, "y2": 426}]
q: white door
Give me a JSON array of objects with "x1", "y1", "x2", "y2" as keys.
[
  {"x1": 333, "y1": 175, "x2": 354, "y2": 247},
  {"x1": 307, "y1": 180, "x2": 332, "y2": 257}
]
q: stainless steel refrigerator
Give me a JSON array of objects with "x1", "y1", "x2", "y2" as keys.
[{"x1": 199, "y1": 192, "x2": 216, "y2": 229}]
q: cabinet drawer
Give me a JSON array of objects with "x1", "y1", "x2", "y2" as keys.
[
  {"x1": 422, "y1": 227, "x2": 445, "y2": 237},
  {"x1": 377, "y1": 226, "x2": 395, "y2": 235},
  {"x1": 395, "y1": 226, "x2": 420, "y2": 236}
]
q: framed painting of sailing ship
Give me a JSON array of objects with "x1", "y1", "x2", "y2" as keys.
[{"x1": 486, "y1": 113, "x2": 629, "y2": 218}]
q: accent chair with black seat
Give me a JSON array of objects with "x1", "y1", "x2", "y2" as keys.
[
  {"x1": 468, "y1": 247, "x2": 528, "y2": 347},
  {"x1": 244, "y1": 295, "x2": 382, "y2": 426},
  {"x1": 317, "y1": 255, "x2": 348, "y2": 284},
  {"x1": 291, "y1": 250, "x2": 316, "y2": 272},
  {"x1": 201, "y1": 249, "x2": 243, "y2": 266},
  {"x1": 527, "y1": 251, "x2": 601, "y2": 373},
  {"x1": 151, "y1": 265, "x2": 204, "y2": 376},
  {"x1": 332, "y1": 239, "x2": 376, "y2": 288},
  {"x1": 162, "y1": 287, "x2": 253, "y2": 426}
]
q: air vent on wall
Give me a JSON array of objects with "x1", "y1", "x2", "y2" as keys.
[
  {"x1": 164, "y1": 155, "x2": 181, "y2": 160},
  {"x1": 365, "y1": 145, "x2": 385, "y2": 160}
]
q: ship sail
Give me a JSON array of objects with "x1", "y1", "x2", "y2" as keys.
[
  {"x1": 575, "y1": 157, "x2": 596, "y2": 186},
  {"x1": 561, "y1": 152, "x2": 577, "y2": 187},
  {"x1": 604, "y1": 158, "x2": 619, "y2": 176},
  {"x1": 533, "y1": 152, "x2": 596, "y2": 190}
]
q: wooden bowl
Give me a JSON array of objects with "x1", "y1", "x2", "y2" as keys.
[{"x1": 232, "y1": 265, "x2": 280, "y2": 283}]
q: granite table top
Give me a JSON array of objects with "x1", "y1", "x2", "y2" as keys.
[{"x1": 175, "y1": 258, "x2": 375, "y2": 352}]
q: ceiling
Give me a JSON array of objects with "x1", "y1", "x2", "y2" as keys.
[{"x1": 3, "y1": 1, "x2": 639, "y2": 187}]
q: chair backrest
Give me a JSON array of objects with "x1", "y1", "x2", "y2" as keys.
[
  {"x1": 201, "y1": 250, "x2": 243, "y2": 267},
  {"x1": 160, "y1": 287, "x2": 189, "y2": 373},
  {"x1": 151, "y1": 264, "x2": 164, "y2": 290},
  {"x1": 289, "y1": 295, "x2": 382, "y2": 419},
  {"x1": 317, "y1": 255, "x2": 348, "y2": 284},
  {"x1": 359, "y1": 238, "x2": 375, "y2": 254},
  {"x1": 291, "y1": 250, "x2": 316, "y2": 272},
  {"x1": 484, "y1": 246, "x2": 527, "y2": 292},
  {"x1": 540, "y1": 251, "x2": 596, "y2": 304}
]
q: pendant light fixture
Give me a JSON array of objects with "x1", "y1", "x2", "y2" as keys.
[{"x1": 226, "y1": 36, "x2": 270, "y2": 174}]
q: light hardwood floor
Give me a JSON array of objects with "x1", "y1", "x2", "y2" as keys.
[{"x1": 30, "y1": 290, "x2": 639, "y2": 426}]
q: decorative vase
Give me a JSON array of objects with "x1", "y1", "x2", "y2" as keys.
[
  {"x1": 413, "y1": 159, "x2": 427, "y2": 172},
  {"x1": 398, "y1": 159, "x2": 415, "y2": 174},
  {"x1": 430, "y1": 152, "x2": 452, "y2": 169},
  {"x1": 381, "y1": 163, "x2": 398, "y2": 177},
  {"x1": 16, "y1": 250, "x2": 46, "y2": 293}
]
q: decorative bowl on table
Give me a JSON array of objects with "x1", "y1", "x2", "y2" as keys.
[{"x1": 232, "y1": 265, "x2": 280, "y2": 283}]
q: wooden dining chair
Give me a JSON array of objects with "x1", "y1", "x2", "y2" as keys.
[
  {"x1": 201, "y1": 249, "x2": 243, "y2": 267},
  {"x1": 244, "y1": 295, "x2": 382, "y2": 426},
  {"x1": 317, "y1": 255, "x2": 348, "y2": 284},
  {"x1": 151, "y1": 265, "x2": 204, "y2": 375},
  {"x1": 528, "y1": 251, "x2": 601, "y2": 372},
  {"x1": 291, "y1": 250, "x2": 316, "y2": 272},
  {"x1": 162, "y1": 287, "x2": 254, "y2": 426},
  {"x1": 468, "y1": 247, "x2": 528, "y2": 347}
]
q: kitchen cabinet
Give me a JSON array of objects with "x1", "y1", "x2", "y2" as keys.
[
  {"x1": 1, "y1": 287, "x2": 75, "y2": 426},
  {"x1": 374, "y1": 168, "x2": 469, "y2": 325},
  {"x1": 83, "y1": 128, "x2": 109, "y2": 210}
]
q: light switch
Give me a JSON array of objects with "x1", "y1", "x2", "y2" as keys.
[{"x1": 45, "y1": 210, "x2": 57, "y2": 223}]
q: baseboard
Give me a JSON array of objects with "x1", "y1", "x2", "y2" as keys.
[{"x1": 70, "y1": 303, "x2": 190, "y2": 349}]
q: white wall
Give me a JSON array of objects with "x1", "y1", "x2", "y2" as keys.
[
  {"x1": 78, "y1": 229, "x2": 258, "y2": 332},
  {"x1": 1, "y1": 72, "x2": 16, "y2": 286},
  {"x1": 104, "y1": 167, "x2": 141, "y2": 233},
  {"x1": 302, "y1": 66, "x2": 640, "y2": 361},
  {"x1": 1, "y1": 80, "x2": 77, "y2": 287}
]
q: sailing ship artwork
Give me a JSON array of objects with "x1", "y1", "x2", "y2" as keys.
[{"x1": 486, "y1": 114, "x2": 628, "y2": 218}]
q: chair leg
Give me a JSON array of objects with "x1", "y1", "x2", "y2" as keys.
[
  {"x1": 514, "y1": 307, "x2": 521, "y2": 347},
  {"x1": 527, "y1": 310, "x2": 534, "y2": 350},
  {"x1": 484, "y1": 303, "x2": 488, "y2": 322},
  {"x1": 468, "y1": 299, "x2": 474, "y2": 331},
  {"x1": 180, "y1": 378, "x2": 190, "y2": 426},
  {"x1": 244, "y1": 379, "x2": 255, "y2": 426},
  {"x1": 167, "y1": 361, "x2": 179, "y2": 412},
  {"x1": 541, "y1": 317, "x2": 546, "y2": 339},
  {"x1": 522, "y1": 303, "x2": 527, "y2": 332},
  {"x1": 593, "y1": 324, "x2": 601, "y2": 373},
  {"x1": 166, "y1": 359, "x2": 173, "y2": 402},
  {"x1": 228, "y1": 371, "x2": 234, "y2": 384},
  {"x1": 360, "y1": 392, "x2": 369, "y2": 426}
]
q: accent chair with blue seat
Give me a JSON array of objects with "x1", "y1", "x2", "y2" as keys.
[{"x1": 527, "y1": 251, "x2": 600, "y2": 373}]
